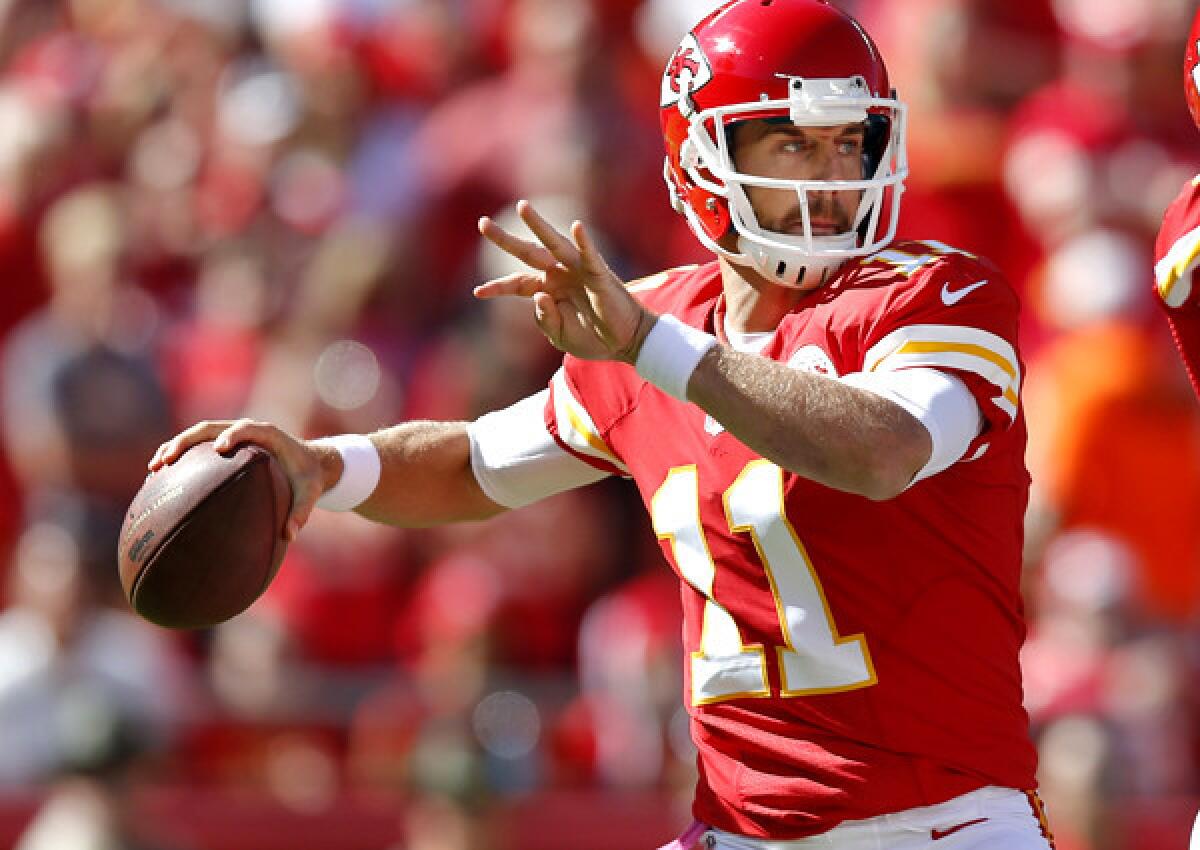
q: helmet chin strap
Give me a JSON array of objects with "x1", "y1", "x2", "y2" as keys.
[{"x1": 736, "y1": 231, "x2": 855, "y2": 289}]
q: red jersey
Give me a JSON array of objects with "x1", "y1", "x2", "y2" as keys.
[
  {"x1": 1154, "y1": 175, "x2": 1200, "y2": 400},
  {"x1": 543, "y1": 244, "x2": 1036, "y2": 839}
]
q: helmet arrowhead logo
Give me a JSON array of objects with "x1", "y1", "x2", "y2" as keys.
[{"x1": 661, "y1": 33, "x2": 713, "y2": 117}]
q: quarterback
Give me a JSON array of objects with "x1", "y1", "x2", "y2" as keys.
[{"x1": 152, "y1": 1, "x2": 1054, "y2": 848}]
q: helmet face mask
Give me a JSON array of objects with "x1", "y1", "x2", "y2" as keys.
[{"x1": 660, "y1": 0, "x2": 909, "y2": 289}]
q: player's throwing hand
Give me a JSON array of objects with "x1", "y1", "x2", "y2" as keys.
[
  {"x1": 148, "y1": 419, "x2": 332, "y2": 542},
  {"x1": 474, "y1": 200, "x2": 657, "y2": 363}
]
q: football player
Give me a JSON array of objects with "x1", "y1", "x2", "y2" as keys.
[
  {"x1": 152, "y1": 1, "x2": 1054, "y2": 847},
  {"x1": 1154, "y1": 7, "x2": 1200, "y2": 400}
]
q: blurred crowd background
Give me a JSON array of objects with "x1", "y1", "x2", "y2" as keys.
[{"x1": 0, "y1": 0, "x2": 1196, "y2": 848}]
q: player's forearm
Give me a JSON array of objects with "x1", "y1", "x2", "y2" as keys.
[
  {"x1": 686, "y1": 346, "x2": 931, "y2": 500},
  {"x1": 316, "y1": 421, "x2": 505, "y2": 527}
]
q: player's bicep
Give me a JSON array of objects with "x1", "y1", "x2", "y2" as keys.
[
  {"x1": 840, "y1": 367, "x2": 982, "y2": 486},
  {"x1": 467, "y1": 389, "x2": 610, "y2": 509}
]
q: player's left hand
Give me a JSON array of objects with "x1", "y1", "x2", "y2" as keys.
[{"x1": 474, "y1": 200, "x2": 656, "y2": 363}]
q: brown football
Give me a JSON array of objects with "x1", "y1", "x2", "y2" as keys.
[{"x1": 118, "y1": 441, "x2": 292, "y2": 629}]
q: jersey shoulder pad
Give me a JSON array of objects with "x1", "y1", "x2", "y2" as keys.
[
  {"x1": 623, "y1": 262, "x2": 722, "y2": 314},
  {"x1": 856, "y1": 239, "x2": 1016, "y2": 310}
]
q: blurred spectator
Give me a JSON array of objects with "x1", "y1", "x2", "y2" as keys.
[
  {"x1": 573, "y1": 556, "x2": 682, "y2": 788},
  {"x1": 0, "y1": 517, "x2": 190, "y2": 787},
  {"x1": 1023, "y1": 229, "x2": 1200, "y2": 624},
  {"x1": 14, "y1": 703, "x2": 191, "y2": 850},
  {"x1": 1, "y1": 184, "x2": 169, "y2": 521},
  {"x1": 859, "y1": 0, "x2": 1056, "y2": 321},
  {"x1": 999, "y1": 0, "x2": 1200, "y2": 354},
  {"x1": 402, "y1": 198, "x2": 579, "y2": 422},
  {"x1": 1023, "y1": 531, "x2": 1198, "y2": 850},
  {"x1": 160, "y1": 243, "x2": 272, "y2": 425}
]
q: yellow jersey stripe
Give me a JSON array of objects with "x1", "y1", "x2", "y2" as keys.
[
  {"x1": 564, "y1": 401, "x2": 620, "y2": 464},
  {"x1": 889, "y1": 341, "x2": 1018, "y2": 381}
]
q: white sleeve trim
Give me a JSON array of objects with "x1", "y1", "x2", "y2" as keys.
[
  {"x1": 839, "y1": 367, "x2": 982, "y2": 486},
  {"x1": 467, "y1": 389, "x2": 610, "y2": 509}
]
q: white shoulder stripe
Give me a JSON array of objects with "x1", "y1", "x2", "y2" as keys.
[
  {"x1": 550, "y1": 370, "x2": 629, "y2": 473},
  {"x1": 1155, "y1": 223, "x2": 1200, "y2": 308},
  {"x1": 863, "y1": 324, "x2": 1021, "y2": 420}
]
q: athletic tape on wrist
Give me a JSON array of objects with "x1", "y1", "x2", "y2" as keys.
[
  {"x1": 313, "y1": 434, "x2": 381, "y2": 512},
  {"x1": 635, "y1": 314, "x2": 718, "y2": 401}
]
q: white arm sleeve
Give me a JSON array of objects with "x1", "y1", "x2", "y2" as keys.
[
  {"x1": 839, "y1": 367, "x2": 982, "y2": 486},
  {"x1": 467, "y1": 389, "x2": 610, "y2": 509}
]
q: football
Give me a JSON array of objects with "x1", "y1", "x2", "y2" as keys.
[{"x1": 118, "y1": 441, "x2": 292, "y2": 629}]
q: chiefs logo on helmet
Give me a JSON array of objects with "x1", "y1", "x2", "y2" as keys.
[{"x1": 661, "y1": 33, "x2": 713, "y2": 117}]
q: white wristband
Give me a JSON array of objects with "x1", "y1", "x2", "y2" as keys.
[
  {"x1": 313, "y1": 434, "x2": 382, "y2": 512},
  {"x1": 634, "y1": 314, "x2": 718, "y2": 401}
]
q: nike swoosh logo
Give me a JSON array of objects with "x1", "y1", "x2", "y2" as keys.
[
  {"x1": 941, "y1": 279, "x2": 990, "y2": 306},
  {"x1": 931, "y1": 817, "x2": 989, "y2": 840}
]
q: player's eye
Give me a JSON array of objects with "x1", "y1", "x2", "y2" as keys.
[{"x1": 780, "y1": 139, "x2": 814, "y2": 155}]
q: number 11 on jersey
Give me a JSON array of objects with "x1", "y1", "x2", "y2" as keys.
[{"x1": 652, "y1": 460, "x2": 876, "y2": 706}]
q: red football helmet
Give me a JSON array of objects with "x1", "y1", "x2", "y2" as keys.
[
  {"x1": 660, "y1": 0, "x2": 907, "y2": 288},
  {"x1": 1186, "y1": 6, "x2": 1200, "y2": 130}
]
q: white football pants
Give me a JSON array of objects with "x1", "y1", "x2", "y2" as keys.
[{"x1": 697, "y1": 786, "x2": 1054, "y2": 850}]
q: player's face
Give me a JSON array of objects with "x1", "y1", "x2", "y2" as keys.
[{"x1": 731, "y1": 120, "x2": 865, "y2": 239}]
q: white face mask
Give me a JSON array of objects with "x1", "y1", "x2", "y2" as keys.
[{"x1": 675, "y1": 76, "x2": 909, "y2": 289}]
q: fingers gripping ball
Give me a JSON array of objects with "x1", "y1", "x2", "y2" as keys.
[{"x1": 118, "y1": 441, "x2": 292, "y2": 629}]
